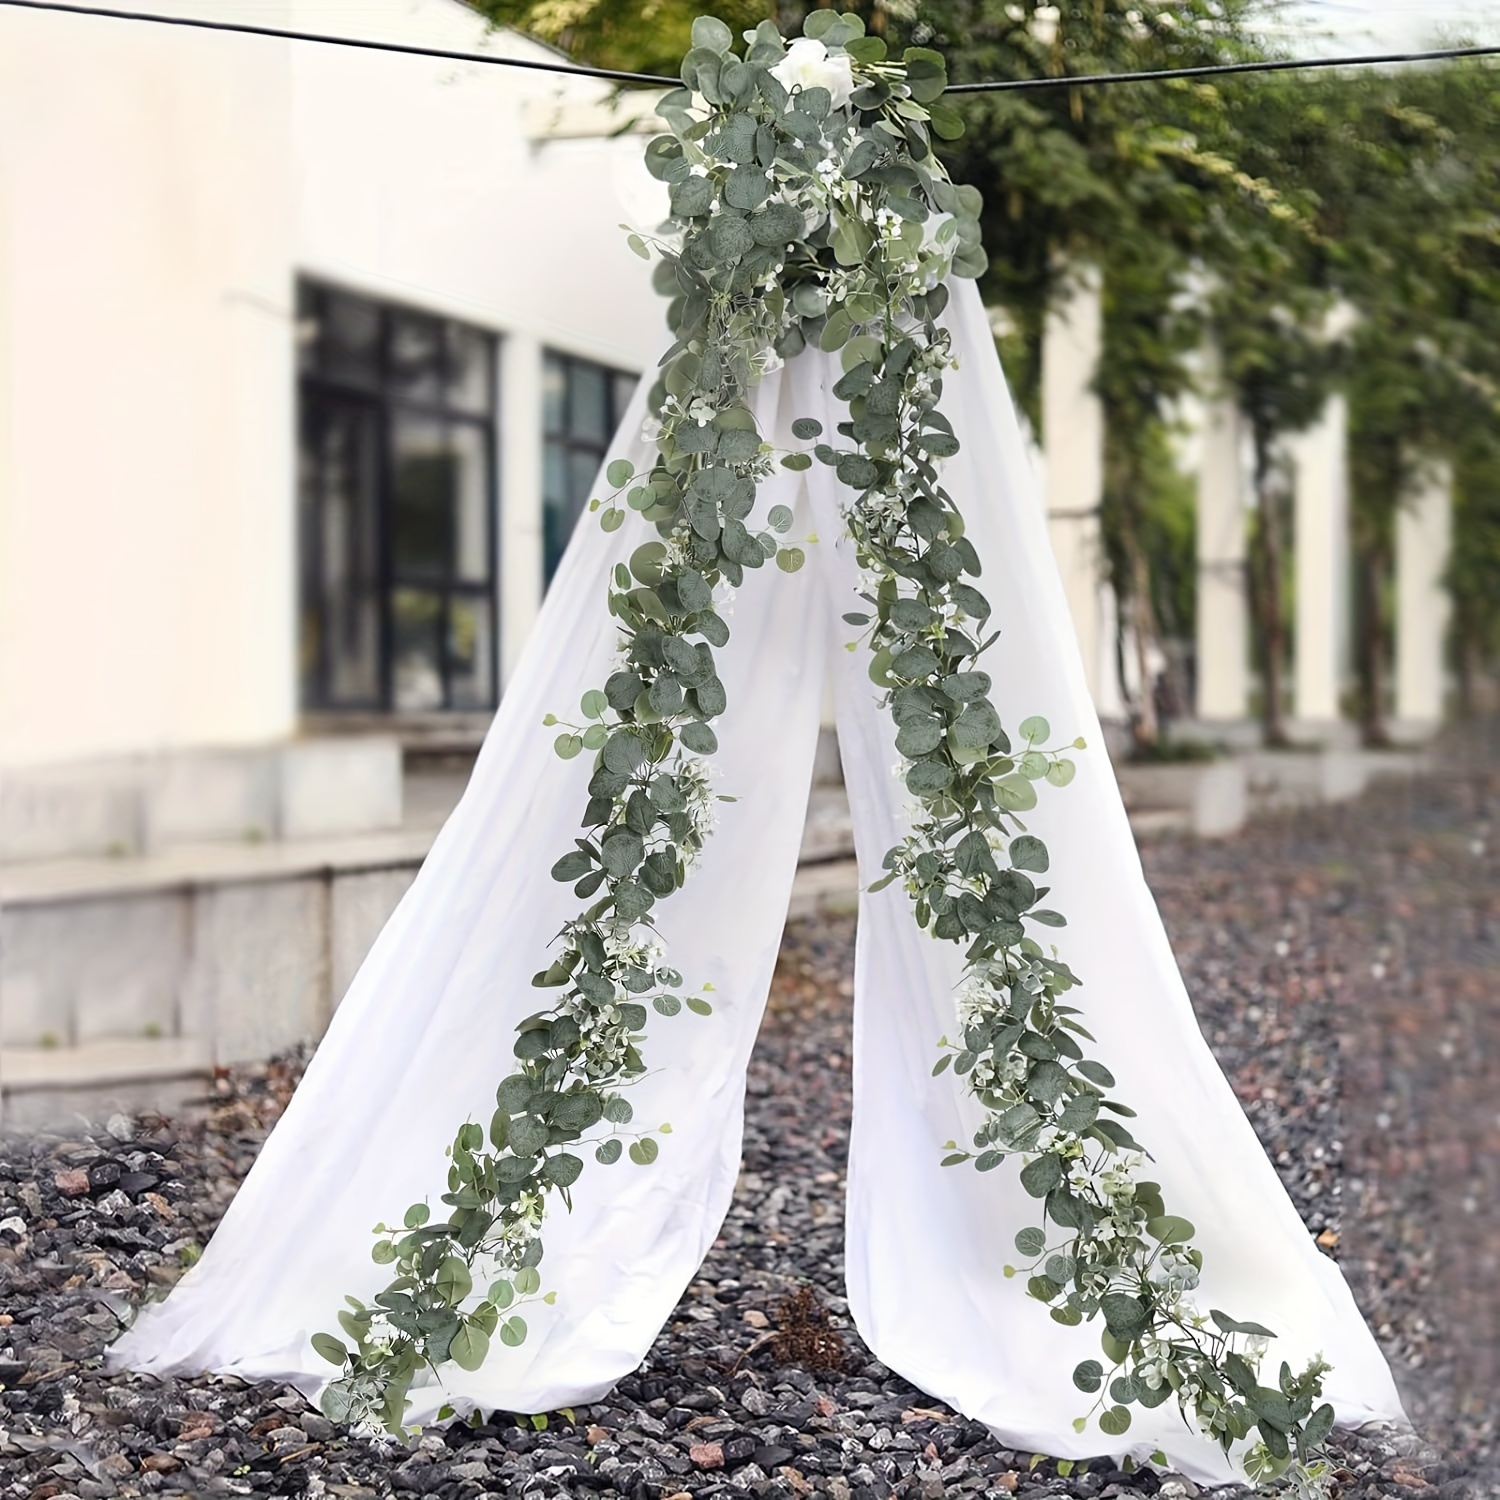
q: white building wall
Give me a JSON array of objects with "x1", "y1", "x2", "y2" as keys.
[
  {"x1": 1395, "y1": 462, "x2": 1452, "y2": 727},
  {"x1": 1194, "y1": 374, "x2": 1251, "y2": 723},
  {"x1": 0, "y1": 9, "x2": 298, "y2": 769},
  {"x1": 1289, "y1": 395, "x2": 1351, "y2": 729},
  {"x1": 1041, "y1": 265, "x2": 1124, "y2": 717},
  {"x1": 0, "y1": 0, "x2": 665, "y2": 772}
]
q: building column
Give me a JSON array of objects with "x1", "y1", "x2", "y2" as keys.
[
  {"x1": 1289, "y1": 394, "x2": 1350, "y2": 731},
  {"x1": 1194, "y1": 365, "x2": 1250, "y2": 722},
  {"x1": 499, "y1": 332, "x2": 544, "y2": 690},
  {"x1": 1394, "y1": 460, "x2": 1452, "y2": 729},
  {"x1": 1043, "y1": 264, "x2": 1122, "y2": 715}
]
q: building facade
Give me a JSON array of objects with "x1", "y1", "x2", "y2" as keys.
[{"x1": 0, "y1": 0, "x2": 671, "y2": 1118}]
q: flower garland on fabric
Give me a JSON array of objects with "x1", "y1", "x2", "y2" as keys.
[{"x1": 316, "y1": 15, "x2": 1334, "y2": 1492}]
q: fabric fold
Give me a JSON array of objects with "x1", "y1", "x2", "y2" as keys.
[{"x1": 110, "y1": 278, "x2": 1403, "y2": 1479}]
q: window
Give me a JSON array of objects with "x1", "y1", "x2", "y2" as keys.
[
  {"x1": 297, "y1": 282, "x2": 498, "y2": 713},
  {"x1": 542, "y1": 351, "x2": 639, "y2": 584}
]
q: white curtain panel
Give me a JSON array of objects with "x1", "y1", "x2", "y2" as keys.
[{"x1": 110, "y1": 278, "x2": 1404, "y2": 1482}]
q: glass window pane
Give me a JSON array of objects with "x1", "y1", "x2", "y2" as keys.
[
  {"x1": 543, "y1": 437, "x2": 568, "y2": 509},
  {"x1": 542, "y1": 353, "x2": 567, "y2": 436},
  {"x1": 392, "y1": 588, "x2": 445, "y2": 711},
  {"x1": 543, "y1": 437, "x2": 574, "y2": 584},
  {"x1": 299, "y1": 396, "x2": 381, "y2": 708},
  {"x1": 447, "y1": 325, "x2": 494, "y2": 415},
  {"x1": 389, "y1": 309, "x2": 445, "y2": 404},
  {"x1": 568, "y1": 447, "x2": 600, "y2": 509},
  {"x1": 392, "y1": 415, "x2": 453, "y2": 576},
  {"x1": 543, "y1": 500, "x2": 572, "y2": 585},
  {"x1": 294, "y1": 283, "x2": 322, "y2": 377},
  {"x1": 451, "y1": 424, "x2": 490, "y2": 584},
  {"x1": 297, "y1": 281, "x2": 499, "y2": 716},
  {"x1": 569, "y1": 361, "x2": 609, "y2": 446},
  {"x1": 612, "y1": 371, "x2": 639, "y2": 427},
  {"x1": 448, "y1": 594, "x2": 494, "y2": 710},
  {"x1": 308, "y1": 289, "x2": 382, "y2": 387}
]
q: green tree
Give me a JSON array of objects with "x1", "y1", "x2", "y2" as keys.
[
  {"x1": 1208, "y1": 59, "x2": 1500, "y2": 743},
  {"x1": 464, "y1": 0, "x2": 772, "y2": 76},
  {"x1": 472, "y1": 1, "x2": 1500, "y2": 733},
  {"x1": 1452, "y1": 437, "x2": 1500, "y2": 710},
  {"x1": 1096, "y1": 238, "x2": 1201, "y2": 747}
]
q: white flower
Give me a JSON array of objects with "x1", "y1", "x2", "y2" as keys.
[
  {"x1": 955, "y1": 976, "x2": 997, "y2": 1029},
  {"x1": 771, "y1": 38, "x2": 856, "y2": 111}
]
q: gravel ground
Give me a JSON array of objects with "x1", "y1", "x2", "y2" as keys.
[{"x1": 1, "y1": 736, "x2": 1495, "y2": 1500}]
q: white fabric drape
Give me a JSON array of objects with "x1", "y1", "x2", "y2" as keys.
[{"x1": 110, "y1": 279, "x2": 1403, "y2": 1481}]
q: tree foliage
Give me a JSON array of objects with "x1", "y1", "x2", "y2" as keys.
[{"x1": 472, "y1": 0, "x2": 1500, "y2": 723}]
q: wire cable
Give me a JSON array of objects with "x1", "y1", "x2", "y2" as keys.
[
  {"x1": 946, "y1": 43, "x2": 1500, "y2": 92},
  {"x1": 1, "y1": 0, "x2": 1497, "y2": 94}
]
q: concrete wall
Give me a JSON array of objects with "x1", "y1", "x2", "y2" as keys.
[
  {"x1": 0, "y1": 852, "x2": 421, "y2": 1124},
  {"x1": 0, "y1": 4, "x2": 297, "y2": 769},
  {"x1": 1, "y1": 845, "x2": 424, "y2": 1057},
  {"x1": 0, "y1": 0, "x2": 666, "y2": 773}
]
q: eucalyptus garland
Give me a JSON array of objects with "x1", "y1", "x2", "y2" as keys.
[{"x1": 313, "y1": 15, "x2": 1335, "y2": 1492}]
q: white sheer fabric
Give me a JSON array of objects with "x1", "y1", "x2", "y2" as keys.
[{"x1": 110, "y1": 279, "x2": 1403, "y2": 1481}]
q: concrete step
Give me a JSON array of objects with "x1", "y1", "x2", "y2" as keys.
[{"x1": 1, "y1": 1036, "x2": 213, "y2": 1132}]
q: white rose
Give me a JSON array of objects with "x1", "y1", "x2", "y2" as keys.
[{"x1": 771, "y1": 38, "x2": 856, "y2": 111}]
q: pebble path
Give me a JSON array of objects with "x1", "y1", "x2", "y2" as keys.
[{"x1": 1, "y1": 739, "x2": 1494, "y2": 1500}]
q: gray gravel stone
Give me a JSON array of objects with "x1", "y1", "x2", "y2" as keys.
[{"x1": 1, "y1": 744, "x2": 1494, "y2": 1498}]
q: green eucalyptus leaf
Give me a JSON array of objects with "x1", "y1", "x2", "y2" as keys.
[
  {"x1": 449, "y1": 1321, "x2": 490, "y2": 1371},
  {"x1": 690, "y1": 15, "x2": 733, "y2": 52},
  {"x1": 435, "y1": 1256, "x2": 473, "y2": 1307},
  {"x1": 1008, "y1": 836, "x2": 1049, "y2": 873},
  {"x1": 1019, "y1": 1154, "x2": 1063, "y2": 1198},
  {"x1": 1146, "y1": 1215, "x2": 1196, "y2": 1245},
  {"x1": 1014, "y1": 1226, "x2": 1047, "y2": 1257},
  {"x1": 1047, "y1": 758, "x2": 1078, "y2": 787},
  {"x1": 312, "y1": 1332, "x2": 348, "y2": 1367}
]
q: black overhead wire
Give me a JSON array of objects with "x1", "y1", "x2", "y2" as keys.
[
  {"x1": 0, "y1": 0, "x2": 678, "y2": 83},
  {"x1": 1, "y1": 0, "x2": 1497, "y2": 94},
  {"x1": 947, "y1": 44, "x2": 1500, "y2": 92}
]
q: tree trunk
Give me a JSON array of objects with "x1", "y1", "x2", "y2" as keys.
[
  {"x1": 1247, "y1": 419, "x2": 1290, "y2": 747},
  {"x1": 1354, "y1": 545, "x2": 1391, "y2": 747},
  {"x1": 1456, "y1": 619, "x2": 1479, "y2": 717},
  {"x1": 1126, "y1": 536, "x2": 1160, "y2": 750}
]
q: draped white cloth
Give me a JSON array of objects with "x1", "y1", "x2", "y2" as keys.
[{"x1": 109, "y1": 280, "x2": 1404, "y2": 1481}]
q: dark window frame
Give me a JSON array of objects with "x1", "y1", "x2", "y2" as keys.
[{"x1": 297, "y1": 279, "x2": 501, "y2": 714}]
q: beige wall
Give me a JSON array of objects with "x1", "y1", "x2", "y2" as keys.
[
  {"x1": 0, "y1": 9, "x2": 297, "y2": 768},
  {"x1": 0, "y1": 0, "x2": 665, "y2": 771}
]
